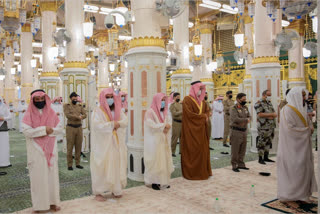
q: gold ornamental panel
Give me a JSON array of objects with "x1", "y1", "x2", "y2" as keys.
[
  {"x1": 64, "y1": 61, "x2": 88, "y2": 69},
  {"x1": 200, "y1": 78, "x2": 213, "y2": 82},
  {"x1": 172, "y1": 69, "x2": 191, "y2": 75},
  {"x1": 40, "y1": 1, "x2": 59, "y2": 12},
  {"x1": 21, "y1": 83, "x2": 33, "y2": 87},
  {"x1": 288, "y1": 77, "x2": 304, "y2": 82},
  {"x1": 252, "y1": 56, "x2": 280, "y2": 65},
  {"x1": 128, "y1": 36, "x2": 165, "y2": 49},
  {"x1": 40, "y1": 72, "x2": 59, "y2": 77}
]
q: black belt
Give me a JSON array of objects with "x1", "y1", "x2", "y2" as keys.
[
  {"x1": 231, "y1": 126, "x2": 247, "y2": 132},
  {"x1": 67, "y1": 124, "x2": 82, "y2": 128},
  {"x1": 173, "y1": 119, "x2": 182, "y2": 123}
]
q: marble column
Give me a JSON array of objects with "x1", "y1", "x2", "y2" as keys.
[
  {"x1": 171, "y1": 4, "x2": 192, "y2": 98},
  {"x1": 0, "y1": 54, "x2": 4, "y2": 97},
  {"x1": 199, "y1": 23, "x2": 214, "y2": 101},
  {"x1": 287, "y1": 20, "x2": 306, "y2": 88},
  {"x1": 33, "y1": 67, "x2": 39, "y2": 89},
  {"x1": 60, "y1": 0, "x2": 89, "y2": 152},
  {"x1": 120, "y1": 60, "x2": 128, "y2": 92},
  {"x1": 125, "y1": 0, "x2": 168, "y2": 181},
  {"x1": 4, "y1": 46, "x2": 15, "y2": 103},
  {"x1": 250, "y1": 0, "x2": 281, "y2": 154},
  {"x1": 20, "y1": 23, "x2": 34, "y2": 100},
  {"x1": 40, "y1": 2, "x2": 60, "y2": 99},
  {"x1": 96, "y1": 34, "x2": 109, "y2": 94}
]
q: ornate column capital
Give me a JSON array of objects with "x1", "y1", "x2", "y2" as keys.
[
  {"x1": 199, "y1": 23, "x2": 214, "y2": 34},
  {"x1": 286, "y1": 19, "x2": 306, "y2": 36},
  {"x1": 40, "y1": 1, "x2": 59, "y2": 12},
  {"x1": 21, "y1": 23, "x2": 31, "y2": 32}
]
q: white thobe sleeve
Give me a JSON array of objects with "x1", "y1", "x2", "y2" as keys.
[
  {"x1": 144, "y1": 110, "x2": 166, "y2": 133},
  {"x1": 92, "y1": 110, "x2": 114, "y2": 133},
  {"x1": 3, "y1": 107, "x2": 11, "y2": 121},
  {"x1": 22, "y1": 123, "x2": 47, "y2": 138},
  {"x1": 51, "y1": 123, "x2": 64, "y2": 136},
  {"x1": 118, "y1": 111, "x2": 128, "y2": 128}
]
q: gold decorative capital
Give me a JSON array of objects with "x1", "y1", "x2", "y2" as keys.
[
  {"x1": 288, "y1": 77, "x2": 304, "y2": 82},
  {"x1": 200, "y1": 78, "x2": 213, "y2": 83},
  {"x1": 21, "y1": 23, "x2": 31, "y2": 32},
  {"x1": 40, "y1": 72, "x2": 59, "y2": 77},
  {"x1": 200, "y1": 28, "x2": 212, "y2": 34},
  {"x1": 128, "y1": 36, "x2": 165, "y2": 49},
  {"x1": 172, "y1": 69, "x2": 191, "y2": 75},
  {"x1": 40, "y1": 1, "x2": 59, "y2": 12},
  {"x1": 252, "y1": 56, "x2": 280, "y2": 64},
  {"x1": 4, "y1": 10, "x2": 19, "y2": 18},
  {"x1": 244, "y1": 74, "x2": 252, "y2": 79},
  {"x1": 142, "y1": 101, "x2": 147, "y2": 107},
  {"x1": 64, "y1": 61, "x2": 88, "y2": 69},
  {"x1": 21, "y1": 83, "x2": 33, "y2": 87},
  {"x1": 286, "y1": 19, "x2": 306, "y2": 36},
  {"x1": 0, "y1": 53, "x2": 4, "y2": 58}
]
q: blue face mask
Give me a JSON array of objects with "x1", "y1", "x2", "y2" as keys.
[
  {"x1": 54, "y1": 102, "x2": 59, "y2": 104},
  {"x1": 161, "y1": 101, "x2": 165, "y2": 109},
  {"x1": 218, "y1": 100, "x2": 222, "y2": 103},
  {"x1": 107, "y1": 98, "x2": 114, "y2": 106},
  {"x1": 0, "y1": 102, "x2": 2, "y2": 105},
  {"x1": 121, "y1": 97, "x2": 125, "y2": 102}
]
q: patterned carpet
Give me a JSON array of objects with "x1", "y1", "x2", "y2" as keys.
[{"x1": 0, "y1": 118, "x2": 269, "y2": 213}]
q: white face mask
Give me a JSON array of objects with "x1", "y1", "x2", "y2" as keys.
[
  {"x1": 197, "y1": 90, "x2": 202, "y2": 97},
  {"x1": 266, "y1": 96, "x2": 272, "y2": 102}
]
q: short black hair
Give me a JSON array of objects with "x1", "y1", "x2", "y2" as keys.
[
  {"x1": 31, "y1": 89, "x2": 45, "y2": 95},
  {"x1": 262, "y1": 90, "x2": 269, "y2": 96},
  {"x1": 69, "y1": 92, "x2": 78, "y2": 99},
  {"x1": 226, "y1": 90, "x2": 232, "y2": 95},
  {"x1": 191, "y1": 81, "x2": 201, "y2": 85},
  {"x1": 236, "y1": 93, "x2": 246, "y2": 100},
  {"x1": 173, "y1": 92, "x2": 180, "y2": 98},
  {"x1": 285, "y1": 89, "x2": 291, "y2": 95}
]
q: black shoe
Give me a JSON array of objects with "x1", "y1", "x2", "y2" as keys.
[
  {"x1": 81, "y1": 152, "x2": 86, "y2": 158},
  {"x1": 223, "y1": 144, "x2": 230, "y2": 148},
  {"x1": 259, "y1": 156, "x2": 266, "y2": 165},
  {"x1": 172, "y1": 154, "x2": 176, "y2": 157},
  {"x1": 238, "y1": 167, "x2": 250, "y2": 170},
  {"x1": 232, "y1": 168, "x2": 240, "y2": 172},
  {"x1": 151, "y1": 183, "x2": 161, "y2": 190},
  {"x1": 264, "y1": 152, "x2": 275, "y2": 162},
  {"x1": 72, "y1": 156, "x2": 75, "y2": 159},
  {"x1": 76, "y1": 165, "x2": 84, "y2": 169},
  {"x1": 0, "y1": 172, "x2": 7, "y2": 176},
  {"x1": 167, "y1": 185, "x2": 171, "y2": 189},
  {"x1": 209, "y1": 147, "x2": 214, "y2": 150},
  {"x1": 68, "y1": 167, "x2": 73, "y2": 171}
]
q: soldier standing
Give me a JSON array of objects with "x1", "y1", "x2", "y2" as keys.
[
  {"x1": 170, "y1": 92, "x2": 182, "y2": 157},
  {"x1": 222, "y1": 90, "x2": 234, "y2": 147},
  {"x1": 230, "y1": 93, "x2": 250, "y2": 172},
  {"x1": 254, "y1": 90, "x2": 277, "y2": 165},
  {"x1": 64, "y1": 92, "x2": 87, "y2": 170}
]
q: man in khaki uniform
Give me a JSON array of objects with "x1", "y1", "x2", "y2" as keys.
[
  {"x1": 230, "y1": 93, "x2": 250, "y2": 172},
  {"x1": 64, "y1": 92, "x2": 87, "y2": 170},
  {"x1": 170, "y1": 92, "x2": 182, "y2": 157},
  {"x1": 222, "y1": 90, "x2": 233, "y2": 147}
]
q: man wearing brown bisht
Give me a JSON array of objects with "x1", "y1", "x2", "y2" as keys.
[{"x1": 181, "y1": 81, "x2": 212, "y2": 180}]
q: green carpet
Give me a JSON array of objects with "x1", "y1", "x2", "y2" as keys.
[{"x1": 0, "y1": 118, "x2": 268, "y2": 213}]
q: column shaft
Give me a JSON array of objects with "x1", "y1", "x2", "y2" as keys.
[{"x1": 21, "y1": 28, "x2": 34, "y2": 99}]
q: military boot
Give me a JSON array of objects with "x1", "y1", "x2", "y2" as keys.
[
  {"x1": 259, "y1": 156, "x2": 266, "y2": 165},
  {"x1": 264, "y1": 152, "x2": 275, "y2": 162}
]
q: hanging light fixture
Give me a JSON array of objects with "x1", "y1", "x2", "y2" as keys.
[
  {"x1": 312, "y1": 16, "x2": 318, "y2": 33},
  {"x1": 34, "y1": 16, "x2": 41, "y2": 32},
  {"x1": 19, "y1": 9, "x2": 26, "y2": 26},
  {"x1": 229, "y1": 0, "x2": 237, "y2": 9},
  {"x1": 83, "y1": 17, "x2": 94, "y2": 39},
  {"x1": 48, "y1": 44, "x2": 59, "y2": 60},
  {"x1": 109, "y1": 63, "x2": 115, "y2": 72},
  {"x1": 234, "y1": 18, "x2": 244, "y2": 48},
  {"x1": 30, "y1": 58, "x2": 37, "y2": 68},
  {"x1": 237, "y1": 0, "x2": 245, "y2": 16},
  {"x1": 192, "y1": 5, "x2": 202, "y2": 59},
  {"x1": 266, "y1": 1, "x2": 274, "y2": 18},
  {"x1": 248, "y1": 1, "x2": 255, "y2": 18},
  {"x1": 0, "y1": 6, "x2": 4, "y2": 24}
]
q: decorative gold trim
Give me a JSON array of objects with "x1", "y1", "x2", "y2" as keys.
[
  {"x1": 21, "y1": 83, "x2": 33, "y2": 87},
  {"x1": 142, "y1": 101, "x2": 147, "y2": 107},
  {"x1": 64, "y1": 61, "x2": 88, "y2": 69},
  {"x1": 244, "y1": 74, "x2": 252, "y2": 79},
  {"x1": 128, "y1": 36, "x2": 165, "y2": 49},
  {"x1": 4, "y1": 11, "x2": 19, "y2": 18},
  {"x1": 130, "y1": 101, "x2": 133, "y2": 107},
  {"x1": 252, "y1": 56, "x2": 280, "y2": 64},
  {"x1": 244, "y1": 16, "x2": 253, "y2": 24},
  {"x1": 200, "y1": 28, "x2": 212, "y2": 34},
  {"x1": 0, "y1": 53, "x2": 4, "y2": 58},
  {"x1": 21, "y1": 23, "x2": 31, "y2": 32},
  {"x1": 40, "y1": 72, "x2": 59, "y2": 77},
  {"x1": 172, "y1": 69, "x2": 191, "y2": 74},
  {"x1": 288, "y1": 77, "x2": 304, "y2": 82},
  {"x1": 289, "y1": 62, "x2": 297, "y2": 69},
  {"x1": 40, "y1": 1, "x2": 58, "y2": 12},
  {"x1": 200, "y1": 78, "x2": 213, "y2": 82}
]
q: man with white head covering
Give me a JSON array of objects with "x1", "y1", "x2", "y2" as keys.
[
  {"x1": 90, "y1": 88, "x2": 128, "y2": 201},
  {"x1": 277, "y1": 87, "x2": 317, "y2": 202},
  {"x1": 144, "y1": 93, "x2": 174, "y2": 190},
  {"x1": 211, "y1": 95, "x2": 224, "y2": 139},
  {"x1": 51, "y1": 97, "x2": 64, "y2": 143},
  {"x1": 22, "y1": 89, "x2": 62, "y2": 213},
  {"x1": 7, "y1": 101, "x2": 16, "y2": 130},
  {"x1": 0, "y1": 96, "x2": 12, "y2": 168},
  {"x1": 181, "y1": 81, "x2": 212, "y2": 180},
  {"x1": 17, "y1": 99, "x2": 28, "y2": 133}
]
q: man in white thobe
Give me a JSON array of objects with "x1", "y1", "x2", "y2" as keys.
[
  {"x1": 211, "y1": 96, "x2": 224, "y2": 139},
  {"x1": 90, "y1": 88, "x2": 128, "y2": 201},
  {"x1": 277, "y1": 87, "x2": 317, "y2": 202},
  {"x1": 51, "y1": 97, "x2": 64, "y2": 143},
  {"x1": 22, "y1": 89, "x2": 62, "y2": 212},
  {"x1": 0, "y1": 96, "x2": 12, "y2": 168},
  {"x1": 18, "y1": 99, "x2": 28, "y2": 133},
  {"x1": 8, "y1": 102, "x2": 16, "y2": 130},
  {"x1": 144, "y1": 93, "x2": 174, "y2": 190}
]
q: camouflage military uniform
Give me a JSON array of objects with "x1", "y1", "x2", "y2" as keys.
[{"x1": 254, "y1": 99, "x2": 276, "y2": 157}]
